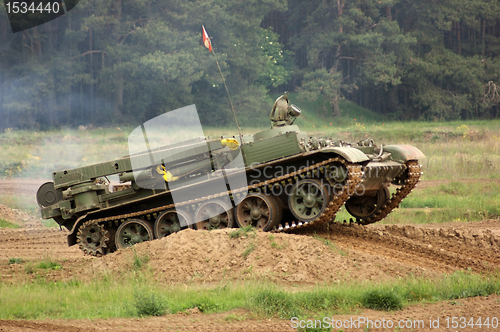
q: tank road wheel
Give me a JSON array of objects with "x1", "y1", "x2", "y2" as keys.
[
  {"x1": 236, "y1": 193, "x2": 282, "y2": 231},
  {"x1": 345, "y1": 187, "x2": 389, "y2": 220},
  {"x1": 288, "y1": 179, "x2": 331, "y2": 222},
  {"x1": 76, "y1": 220, "x2": 111, "y2": 256},
  {"x1": 195, "y1": 200, "x2": 234, "y2": 230},
  {"x1": 154, "y1": 209, "x2": 192, "y2": 239},
  {"x1": 115, "y1": 219, "x2": 154, "y2": 250}
]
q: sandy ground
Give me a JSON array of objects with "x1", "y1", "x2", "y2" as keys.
[{"x1": 0, "y1": 178, "x2": 499, "y2": 331}]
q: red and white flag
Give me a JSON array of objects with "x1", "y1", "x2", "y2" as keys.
[{"x1": 202, "y1": 25, "x2": 212, "y2": 52}]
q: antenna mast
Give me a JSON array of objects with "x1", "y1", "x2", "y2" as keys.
[{"x1": 202, "y1": 25, "x2": 243, "y2": 142}]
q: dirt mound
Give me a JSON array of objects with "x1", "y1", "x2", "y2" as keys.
[
  {"x1": 0, "y1": 178, "x2": 48, "y2": 228},
  {"x1": 92, "y1": 228, "x2": 434, "y2": 284},
  {"x1": 302, "y1": 220, "x2": 500, "y2": 274},
  {"x1": 0, "y1": 203, "x2": 42, "y2": 228}
]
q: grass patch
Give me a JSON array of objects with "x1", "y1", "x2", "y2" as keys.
[
  {"x1": 192, "y1": 296, "x2": 224, "y2": 313},
  {"x1": 251, "y1": 288, "x2": 300, "y2": 319},
  {"x1": 0, "y1": 277, "x2": 134, "y2": 319},
  {"x1": 337, "y1": 180, "x2": 500, "y2": 225},
  {"x1": 0, "y1": 128, "x2": 130, "y2": 179},
  {"x1": 132, "y1": 249, "x2": 150, "y2": 270},
  {"x1": 361, "y1": 289, "x2": 403, "y2": 311},
  {"x1": 7, "y1": 258, "x2": 23, "y2": 265},
  {"x1": 0, "y1": 218, "x2": 20, "y2": 228},
  {"x1": 393, "y1": 182, "x2": 499, "y2": 223},
  {"x1": 242, "y1": 242, "x2": 256, "y2": 258},
  {"x1": 134, "y1": 291, "x2": 168, "y2": 317},
  {"x1": 37, "y1": 260, "x2": 62, "y2": 270},
  {"x1": 438, "y1": 271, "x2": 500, "y2": 300},
  {"x1": 268, "y1": 234, "x2": 287, "y2": 249},
  {"x1": 24, "y1": 263, "x2": 35, "y2": 274},
  {"x1": 224, "y1": 313, "x2": 247, "y2": 322},
  {"x1": 0, "y1": 271, "x2": 498, "y2": 320},
  {"x1": 229, "y1": 225, "x2": 256, "y2": 239}
]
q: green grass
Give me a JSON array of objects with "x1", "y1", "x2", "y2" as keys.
[
  {"x1": 24, "y1": 263, "x2": 35, "y2": 275},
  {"x1": 0, "y1": 270, "x2": 498, "y2": 320},
  {"x1": 0, "y1": 277, "x2": 135, "y2": 319},
  {"x1": 7, "y1": 258, "x2": 23, "y2": 265},
  {"x1": 134, "y1": 291, "x2": 168, "y2": 317},
  {"x1": 228, "y1": 226, "x2": 258, "y2": 258},
  {"x1": 242, "y1": 242, "x2": 257, "y2": 258},
  {"x1": 394, "y1": 181, "x2": 498, "y2": 223},
  {"x1": 360, "y1": 289, "x2": 403, "y2": 311},
  {"x1": 37, "y1": 260, "x2": 63, "y2": 270},
  {"x1": 132, "y1": 249, "x2": 150, "y2": 271},
  {"x1": 229, "y1": 225, "x2": 256, "y2": 239},
  {"x1": 268, "y1": 234, "x2": 288, "y2": 249},
  {"x1": 0, "y1": 218, "x2": 20, "y2": 228}
]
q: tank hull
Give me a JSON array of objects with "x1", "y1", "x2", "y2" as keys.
[{"x1": 38, "y1": 99, "x2": 424, "y2": 256}]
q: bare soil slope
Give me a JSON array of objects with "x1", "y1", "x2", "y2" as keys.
[{"x1": 3, "y1": 219, "x2": 499, "y2": 285}]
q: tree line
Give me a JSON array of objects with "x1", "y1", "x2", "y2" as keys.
[{"x1": 0, "y1": 0, "x2": 499, "y2": 130}]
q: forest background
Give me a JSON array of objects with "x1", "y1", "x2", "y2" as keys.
[{"x1": 1, "y1": 0, "x2": 500, "y2": 130}]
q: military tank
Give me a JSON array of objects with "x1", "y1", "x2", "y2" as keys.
[{"x1": 37, "y1": 94, "x2": 424, "y2": 256}]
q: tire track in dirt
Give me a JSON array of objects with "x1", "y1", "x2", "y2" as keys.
[
  {"x1": 302, "y1": 220, "x2": 500, "y2": 274},
  {"x1": 0, "y1": 228, "x2": 92, "y2": 284},
  {"x1": 0, "y1": 320, "x2": 92, "y2": 332},
  {"x1": 0, "y1": 229, "x2": 82, "y2": 258}
]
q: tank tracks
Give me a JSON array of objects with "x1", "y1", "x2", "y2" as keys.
[
  {"x1": 271, "y1": 162, "x2": 363, "y2": 233},
  {"x1": 357, "y1": 160, "x2": 422, "y2": 226},
  {"x1": 272, "y1": 160, "x2": 422, "y2": 232},
  {"x1": 78, "y1": 158, "x2": 420, "y2": 255}
]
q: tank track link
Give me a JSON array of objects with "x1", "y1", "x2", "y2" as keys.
[
  {"x1": 357, "y1": 160, "x2": 422, "y2": 226},
  {"x1": 272, "y1": 163, "x2": 363, "y2": 233}
]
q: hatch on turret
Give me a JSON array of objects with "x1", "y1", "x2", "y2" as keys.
[{"x1": 270, "y1": 92, "x2": 301, "y2": 127}]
